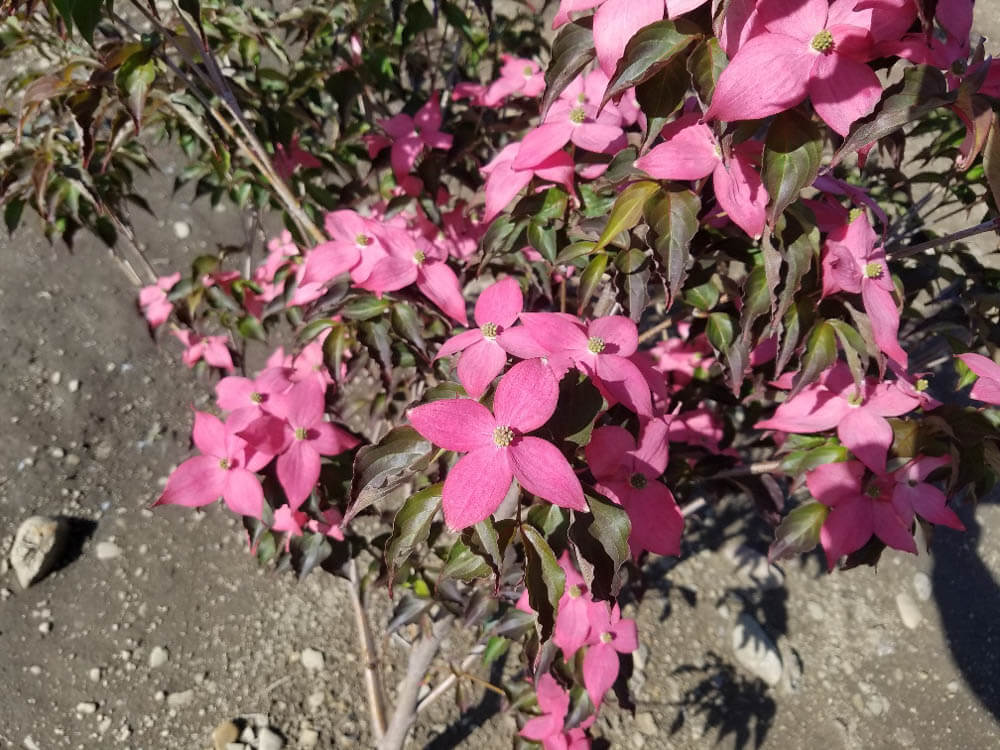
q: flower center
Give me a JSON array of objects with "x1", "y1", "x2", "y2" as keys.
[
  {"x1": 908, "y1": 479, "x2": 919, "y2": 488},
  {"x1": 915, "y1": 378, "x2": 929, "y2": 392},
  {"x1": 629, "y1": 472, "x2": 647, "y2": 489},
  {"x1": 847, "y1": 390, "x2": 864, "y2": 407},
  {"x1": 492, "y1": 425, "x2": 514, "y2": 447},
  {"x1": 865, "y1": 484, "x2": 882, "y2": 499},
  {"x1": 864, "y1": 261, "x2": 884, "y2": 279},
  {"x1": 811, "y1": 30, "x2": 834, "y2": 52},
  {"x1": 480, "y1": 322, "x2": 499, "y2": 340},
  {"x1": 356, "y1": 233, "x2": 371, "y2": 246},
  {"x1": 295, "y1": 427, "x2": 308, "y2": 440},
  {"x1": 849, "y1": 207, "x2": 864, "y2": 222},
  {"x1": 522, "y1": 65, "x2": 534, "y2": 77},
  {"x1": 587, "y1": 336, "x2": 606, "y2": 354},
  {"x1": 218, "y1": 458, "x2": 231, "y2": 470},
  {"x1": 250, "y1": 391, "x2": 263, "y2": 403},
  {"x1": 568, "y1": 584, "x2": 583, "y2": 599},
  {"x1": 600, "y1": 631, "x2": 613, "y2": 644},
  {"x1": 413, "y1": 250, "x2": 426, "y2": 264},
  {"x1": 569, "y1": 106, "x2": 586, "y2": 124}
]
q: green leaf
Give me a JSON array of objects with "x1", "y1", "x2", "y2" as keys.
[
  {"x1": 541, "y1": 18, "x2": 596, "y2": 118},
  {"x1": 594, "y1": 181, "x2": 660, "y2": 252},
  {"x1": 345, "y1": 426, "x2": 433, "y2": 523},
  {"x1": 322, "y1": 323, "x2": 349, "y2": 383},
  {"x1": 442, "y1": 539, "x2": 492, "y2": 581},
  {"x1": 556, "y1": 241, "x2": 597, "y2": 265},
  {"x1": 602, "y1": 19, "x2": 700, "y2": 108},
  {"x1": 294, "y1": 532, "x2": 333, "y2": 580},
  {"x1": 635, "y1": 56, "x2": 689, "y2": 150},
  {"x1": 643, "y1": 188, "x2": 700, "y2": 305},
  {"x1": 391, "y1": 303, "x2": 426, "y2": 355},
  {"x1": 521, "y1": 525, "x2": 566, "y2": 641},
  {"x1": 386, "y1": 483, "x2": 442, "y2": 582},
  {"x1": 528, "y1": 220, "x2": 558, "y2": 264},
  {"x1": 570, "y1": 495, "x2": 631, "y2": 600},
  {"x1": 780, "y1": 441, "x2": 848, "y2": 475},
  {"x1": 828, "y1": 319, "x2": 869, "y2": 393},
  {"x1": 53, "y1": 0, "x2": 103, "y2": 44},
  {"x1": 763, "y1": 110, "x2": 822, "y2": 224},
  {"x1": 775, "y1": 222, "x2": 818, "y2": 326},
  {"x1": 115, "y1": 50, "x2": 156, "y2": 128},
  {"x1": 4, "y1": 199, "x2": 25, "y2": 233},
  {"x1": 706, "y1": 312, "x2": 735, "y2": 352},
  {"x1": 237, "y1": 315, "x2": 266, "y2": 342},
  {"x1": 342, "y1": 296, "x2": 390, "y2": 320},
  {"x1": 482, "y1": 635, "x2": 510, "y2": 665},
  {"x1": 687, "y1": 38, "x2": 727, "y2": 108},
  {"x1": 577, "y1": 252, "x2": 608, "y2": 314},
  {"x1": 834, "y1": 65, "x2": 956, "y2": 165},
  {"x1": 462, "y1": 516, "x2": 504, "y2": 587},
  {"x1": 684, "y1": 280, "x2": 720, "y2": 311},
  {"x1": 768, "y1": 502, "x2": 829, "y2": 562},
  {"x1": 402, "y1": 0, "x2": 436, "y2": 47},
  {"x1": 790, "y1": 321, "x2": 836, "y2": 397},
  {"x1": 299, "y1": 318, "x2": 336, "y2": 343}
]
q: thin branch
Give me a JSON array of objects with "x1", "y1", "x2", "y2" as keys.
[
  {"x1": 415, "y1": 644, "x2": 485, "y2": 714},
  {"x1": 711, "y1": 460, "x2": 783, "y2": 480},
  {"x1": 888, "y1": 217, "x2": 1000, "y2": 259},
  {"x1": 348, "y1": 558, "x2": 388, "y2": 743},
  {"x1": 377, "y1": 617, "x2": 454, "y2": 750},
  {"x1": 638, "y1": 317, "x2": 673, "y2": 344}
]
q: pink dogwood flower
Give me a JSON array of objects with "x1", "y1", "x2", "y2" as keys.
[
  {"x1": 369, "y1": 94, "x2": 454, "y2": 187},
  {"x1": 481, "y1": 142, "x2": 576, "y2": 222},
  {"x1": 242, "y1": 380, "x2": 359, "y2": 509},
  {"x1": 635, "y1": 112, "x2": 769, "y2": 238},
  {"x1": 171, "y1": 329, "x2": 234, "y2": 372},
  {"x1": 139, "y1": 272, "x2": 181, "y2": 328},
  {"x1": 958, "y1": 353, "x2": 1000, "y2": 405},
  {"x1": 215, "y1": 366, "x2": 292, "y2": 422},
  {"x1": 361, "y1": 227, "x2": 468, "y2": 325},
  {"x1": 756, "y1": 363, "x2": 921, "y2": 473},
  {"x1": 435, "y1": 278, "x2": 523, "y2": 398},
  {"x1": 582, "y1": 603, "x2": 638, "y2": 706},
  {"x1": 307, "y1": 507, "x2": 346, "y2": 541},
  {"x1": 512, "y1": 90, "x2": 625, "y2": 171},
  {"x1": 519, "y1": 313, "x2": 653, "y2": 416},
  {"x1": 154, "y1": 412, "x2": 267, "y2": 518},
  {"x1": 552, "y1": 553, "x2": 606, "y2": 657},
  {"x1": 519, "y1": 673, "x2": 571, "y2": 747},
  {"x1": 483, "y1": 55, "x2": 546, "y2": 105},
  {"x1": 300, "y1": 210, "x2": 389, "y2": 288},
  {"x1": 273, "y1": 134, "x2": 322, "y2": 181},
  {"x1": 892, "y1": 455, "x2": 965, "y2": 531},
  {"x1": 705, "y1": 0, "x2": 888, "y2": 135},
  {"x1": 586, "y1": 418, "x2": 683, "y2": 558},
  {"x1": 408, "y1": 359, "x2": 586, "y2": 529},
  {"x1": 272, "y1": 503, "x2": 308, "y2": 550},
  {"x1": 822, "y1": 212, "x2": 907, "y2": 367}
]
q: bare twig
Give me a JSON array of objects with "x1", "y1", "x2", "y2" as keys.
[
  {"x1": 415, "y1": 643, "x2": 485, "y2": 714},
  {"x1": 711, "y1": 460, "x2": 783, "y2": 480},
  {"x1": 888, "y1": 218, "x2": 1000, "y2": 259},
  {"x1": 638, "y1": 317, "x2": 673, "y2": 344},
  {"x1": 348, "y1": 559, "x2": 388, "y2": 743},
  {"x1": 377, "y1": 617, "x2": 454, "y2": 750}
]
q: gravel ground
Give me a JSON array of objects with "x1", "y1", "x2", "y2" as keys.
[{"x1": 2, "y1": 5, "x2": 1000, "y2": 749}]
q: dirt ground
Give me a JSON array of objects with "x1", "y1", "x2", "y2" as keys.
[{"x1": 2, "y1": 6, "x2": 1000, "y2": 750}]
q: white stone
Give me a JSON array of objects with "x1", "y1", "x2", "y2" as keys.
[
  {"x1": 895, "y1": 592, "x2": 922, "y2": 629},
  {"x1": 300, "y1": 648, "x2": 325, "y2": 672},
  {"x1": 166, "y1": 689, "x2": 194, "y2": 708},
  {"x1": 76, "y1": 702, "x2": 98, "y2": 714},
  {"x1": 731, "y1": 614, "x2": 783, "y2": 686},
  {"x1": 68, "y1": 379, "x2": 80, "y2": 393},
  {"x1": 913, "y1": 571, "x2": 932, "y2": 602},
  {"x1": 9, "y1": 516, "x2": 68, "y2": 588},
  {"x1": 257, "y1": 727, "x2": 284, "y2": 750},
  {"x1": 149, "y1": 646, "x2": 169, "y2": 669},
  {"x1": 298, "y1": 728, "x2": 319, "y2": 749},
  {"x1": 173, "y1": 221, "x2": 191, "y2": 239},
  {"x1": 96, "y1": 542, "x2": 122, "y2": 560}
]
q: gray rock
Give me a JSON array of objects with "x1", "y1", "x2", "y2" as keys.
[
  {"x1": 166, "y1": 689, "x2": 194, "y2": 708},
  {"x1": 9, "y1": 516, "x2": 69, "y2": 588},
  {"x1": 75, "y1": 702, "x2": 98, "y2": 714},
  {"x1": 298, "y1": 728, "x2": 319, "y2": 749},
  {"x1": 634, "y1": 712, "x2": 657, "y2": 736},
  {"x1": 95, "y1": 541, "x2": 121, "y2": 560},
  {"x1": 913, "y1": 571, "x2": 932, "y2": 602},
  {"x1": 895, "y1": 592, "x2": 922, "y2": 629},
  {"x1": 731, "y1": 613, "x2": 783, "y2": 686},
  {"x1": 300, "y1": 648, "x2": 325, "y2": 672},
  {"x1": 725, "y1": 543, "x2": 785, "y2": 590},
  {"x1": 257, "y1": 727, "x2": 284, "y2": 750},
  {"x1": 212, "y1": 721, "x2": 239, "y2": 750},
  {"x1": 148, "y1": 646, "x2": 169, "y2": 669}
]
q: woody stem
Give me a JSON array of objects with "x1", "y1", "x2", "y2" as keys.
[
  {"x1": 888, "y1": 218, "x2": 1000, "y2": 259},
  {"x1": 638, "y1": 317, "x2": 673, "y2": 344},
  {"x1": 348, "y1": 559, "x2": 388, "y2": 742}
]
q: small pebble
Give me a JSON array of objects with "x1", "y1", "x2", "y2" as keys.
[
  {"x1": 50, "y1": 371, "x2": 62, "y2": 385},
  {"x1": 68, "y1": 379, "x2": 80, "y2": 393},
  {"x1": 88, "y1": 667, "x2": 102, "y2": 682},
  {"x1": 38, "y1": 622, "x2": 52, "y2": 634},
  {"x1": 298, "y1": 728, "x2": 319, "y2": 749},
  {"x1": 149, "y1": 646, "x2": 169, "y2": 669},
  {"x1": 96, "y1": 542, "x2": 122, "y2": 560},
  {"x1": 211, "y1": 720, "x2": 239, "y2": 750},
  {"x1": 300, "y1": 648, "x2": 325, "y2": 672},
  {"x1": 173, "y1": 221, "x2": 191, "y2": 239},
  {"x1": 913, "y1": 571, "x2": 932, "y2": 602},
  {"x1": 895, "y1": 592, "x2": 922, "y2": 629},
  {"x1": 75, "y1": 702, "x2": 98, "y2": 715},
  {"x1": 167, "y1": 689, "x2": 194, "y2": 707},
  {"x1": 257, "y1": 727, "x2": 284, "y2": 750}
]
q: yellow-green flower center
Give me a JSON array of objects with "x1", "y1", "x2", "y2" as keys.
[
  {"x1": 218, "y1": 458, "x2": 231, "y2": 470},
  {"x1": 413, "y1": 250, "x2": 426, "y2": 264},
  {"x1": 600, "y1": 631, "x2": 613, "y2": 644},
  {"x1": 915, "y1": 378, "x2": 929, "y2": 392},
  {"x1": 587, "y1": 336, "x2": 606, "y2": 354},
  {"x1": 493, "y1": 425, "x2": 514, "y2": 447},
  {"x1": 864, "y1": 261, "x2": 884, "y2": 279},
  {"x1": 569, "y1": 584, "x2": 583, "y2": 598},
  {"x1": 847, "y1": 390, "x2": 864, "y2": 407},
  {"x1": 480, "y1": 322, "x2": 499, "y2": 340},
  {"x1": 865, "y1": 484, "x2": 882, "y2": 499},
  {"x1": 569, "y1": 106, "x2": 586, "y2": 124},
  {"x1": 295, "y1": 427, "x2": 308, "y2": 440},
  {"x1": 629, "y1": 472, "x2": 647, "y2": 489},
  {"x1": 356, "y1": 234, "x2": 371, "y2": 246},
  {"x1": 811, "y1": 30, "x2": 834, "y2": 52},
  {"x1": 250, "y1": 391, "x2": 263, "y2": 403},
  {"x1": 522, "y1": 65, "x2": 534, "y2": 77},
  {"x1": 849, "y1": 207, "x2": 864, "y2": 222}
]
